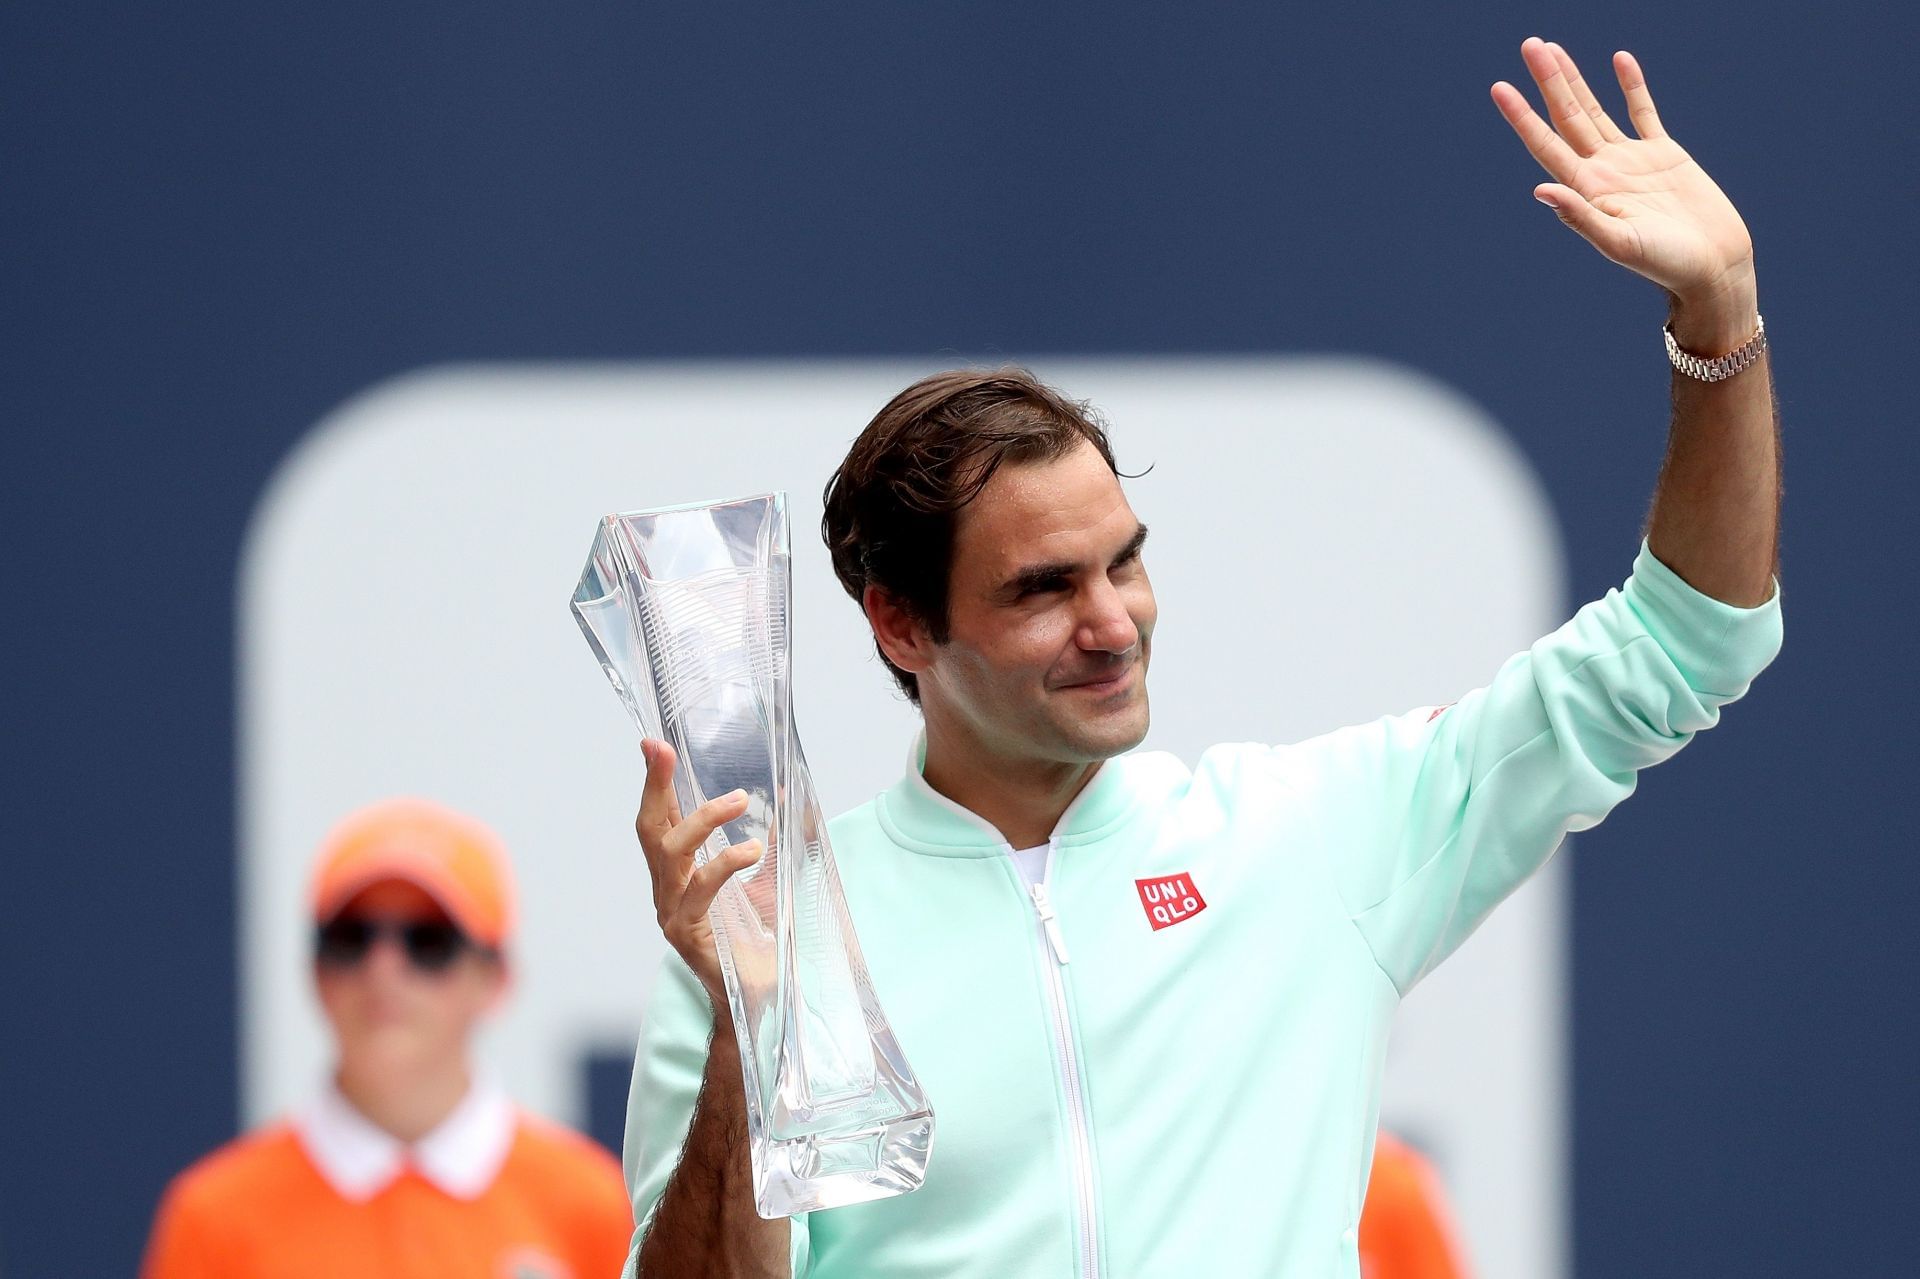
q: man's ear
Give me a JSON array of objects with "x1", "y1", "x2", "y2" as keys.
[{"x1": 863, "y1": 584, "x2": 935, "y2": 678}]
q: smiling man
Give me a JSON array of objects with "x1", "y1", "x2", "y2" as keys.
[
  {"x1": 831, "y1": 375, "x2": 1158, "y2": 851},
  {"x1": 619, "y1": 37, "x2": 1783, "y2": 1279}
]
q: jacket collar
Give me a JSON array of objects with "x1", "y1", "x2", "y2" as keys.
[
  {"x1": 293, "y1": 1076, "x2": 515, "y2": 1202},
  {"x1": 874, "y1": 733, "x2": 1175, "y2": 857}
]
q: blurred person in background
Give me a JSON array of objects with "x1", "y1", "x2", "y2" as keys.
[
  {"x1": 141, "y1": 798, "x2": 631, "y2": 1279},
  {"x1": 1361, "y1": 1133, "x2": 1471, "y2": 1279}
]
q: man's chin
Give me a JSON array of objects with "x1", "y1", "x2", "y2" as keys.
[
  {"x1": 1061, "y1": 696, "x2": 1150, "y2": 761},
  {"x1": 340, "y1": 1027, "x2": 439, "y2": 1071}
]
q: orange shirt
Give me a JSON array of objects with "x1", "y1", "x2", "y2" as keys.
[
  {"x1": 142, "y1": 1113, "x2": 631, "y2": 1279},
  {"x1": 1359, "y1": 1132, "x2": 1471, "y2": 1279}
]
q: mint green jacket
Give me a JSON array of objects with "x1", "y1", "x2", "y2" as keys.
[{"x1": 623, "y1": 542, "x2": 1782, "y2": 1278}]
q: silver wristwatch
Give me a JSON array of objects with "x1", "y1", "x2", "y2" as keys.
[{"x1": 1664, "y1": 313, "x2": 1767, "y2": 383}]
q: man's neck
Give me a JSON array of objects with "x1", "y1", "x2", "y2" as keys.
[
  {"x1": 335, "y1": 1058, "x2": 471, "y2": 1145},
  {"x1": 920, "y1": 730, "x2": 1100, "y2": 850}
]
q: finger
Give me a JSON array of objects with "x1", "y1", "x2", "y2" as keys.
[
  {"x1": 1533, "y1": 183, "x2": 1639, "y2": 263},
  {"x1": 1490, "y1": 81, "x2": 1582, "y2": 185},
  {"x1": 737, "y1": 841, "x2": 780, "y2": 920},
  {"x1": 1548, "y1": 41, "x2": 1627, "y2": 143},
  {"x1": 677, "y1": 839, "x2": 764, "y2": 925},
  {"x1": 1521, "y1": 36, "x2": 1603, "y2": 153},
  {"x1": 661, "y1": 788, "x2": 752, "y2": 866},
  {"x1": 635, "y1": 738, "x2": 683, "y2": 843},
  {"x1": 1612, "y1": 50, "x2": 1667, "y2": 139}
]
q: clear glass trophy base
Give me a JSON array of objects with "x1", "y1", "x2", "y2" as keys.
[{"x1": 759, "y1": 1111, "x2": 936, "y2": 1216}]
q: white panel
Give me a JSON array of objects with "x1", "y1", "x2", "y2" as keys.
[{"x1": 240, "y1": 358, "x2": 1567, "y2": 1278}]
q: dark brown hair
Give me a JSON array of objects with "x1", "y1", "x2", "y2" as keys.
[{"x1": 821, "y1": 368, "x2": 1119, "y2": 703}]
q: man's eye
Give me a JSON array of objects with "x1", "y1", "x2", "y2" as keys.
[{"x1": 1020, "y1": 580, "x2": 1068, "y2": 598}]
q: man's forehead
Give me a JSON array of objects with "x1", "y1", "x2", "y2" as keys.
[{"x1": 958, "y1": 447, "x2": 1136, "y2": 563}]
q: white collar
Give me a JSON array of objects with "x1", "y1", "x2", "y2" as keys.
[{"x1": 293, "y1": 1076, "x2": 516, "y2": 1202}]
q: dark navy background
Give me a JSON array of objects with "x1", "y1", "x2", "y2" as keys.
[{"x1": 5, "y1": 3, "x2": 1913, "y2": 1275}]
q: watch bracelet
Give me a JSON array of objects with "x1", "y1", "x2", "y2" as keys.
[{"x1": 1664, "y1": 313, "x2": 1766, "y2": 383}]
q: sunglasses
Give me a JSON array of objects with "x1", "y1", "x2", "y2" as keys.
[{"x1": 314, "y1": 916, "x2": 478, "y2": 973}]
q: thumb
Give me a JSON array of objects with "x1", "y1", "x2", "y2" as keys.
[{"x1": 1533, "y1": 183, "x2": 1636, "y2": 262}]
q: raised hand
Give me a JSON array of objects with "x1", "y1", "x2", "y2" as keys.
[{"x1": 1492, "y1": 38, "x2": 1755, "y2": 322}]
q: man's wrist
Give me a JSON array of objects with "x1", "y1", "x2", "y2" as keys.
[
  {"x1": 1668, "y1": 265, "x2": 1760, "y2": 356},
  {"x1": 708, "y1": 1007, "x2": 740, "y2": 1056}
]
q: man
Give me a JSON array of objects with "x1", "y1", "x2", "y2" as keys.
[
  {"x1": 621, "y1": 37, "x2": 1782, "y2": 1278},
  {"x1": 142, "y1": 798, "x2": 633, "y2": 1279}
]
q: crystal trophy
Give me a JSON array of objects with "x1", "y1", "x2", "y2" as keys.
[{"x1": 571, "y1": 492, "x2": 933, "y2": 1218}]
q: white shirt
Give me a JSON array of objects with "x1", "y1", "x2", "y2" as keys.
[
  {"x1": 292, "y1": 1077, "x2": 516, "y2": 1202},
  {"x1": 1009, "y1": 842, "x2": 1049, "y2": 889}
]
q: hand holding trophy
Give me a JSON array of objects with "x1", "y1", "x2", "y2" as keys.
[{"x1": 572, "y1": 492, "x2": 934, "y2": 1219}]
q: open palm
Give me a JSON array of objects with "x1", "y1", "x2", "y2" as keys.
[{"x1": 1492, "y1": 38, "x2": 1754, "y2": 303}]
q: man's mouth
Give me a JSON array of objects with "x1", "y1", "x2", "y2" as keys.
[{"x1": 1058, "y1": 662, "x2": 1136, "y2": 693}]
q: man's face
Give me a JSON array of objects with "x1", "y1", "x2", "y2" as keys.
[
  {"x1": 919, "y1": 439, "x2": 1157, "y2": 767},
  {"x1": 313, "y1": 879, "x2": 505, "y2": 1079}
]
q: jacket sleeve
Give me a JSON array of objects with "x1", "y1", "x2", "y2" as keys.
[
  {"x1": 622, "y1": 952, "x2": 811, "y2": 1277},
  {"x1": 1306, "y1": 539, "x2": 1783, "y2": 993}
]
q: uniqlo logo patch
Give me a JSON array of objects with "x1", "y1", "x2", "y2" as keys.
[{"x1": 1135, "y1": 873, "x2": 1207, "y2": 931}]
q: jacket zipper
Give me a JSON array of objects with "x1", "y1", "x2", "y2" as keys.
[{"x1": 1018, "y1": 839, "x2": 1099, "y2": 1279}]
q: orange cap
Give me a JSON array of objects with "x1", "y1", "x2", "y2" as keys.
[{"x1": 308, "y1": 798, "x2": 517, "y2": 948}]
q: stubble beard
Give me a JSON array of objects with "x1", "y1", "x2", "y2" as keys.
[{"x1": 1046, "y1": 677, "x2": 1151, "y2": 763}]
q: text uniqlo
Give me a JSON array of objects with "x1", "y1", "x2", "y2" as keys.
[{"x1": 1135, "y1": 873, "x2": 1207, "y2": 931}]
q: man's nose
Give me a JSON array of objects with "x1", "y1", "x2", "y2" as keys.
[
  {"x1": 362, "y1": 933, "x2": 412, "y2": 979},
  {"x1": 1076, "y1": 579, "x2": 1139, "y2": 655}
]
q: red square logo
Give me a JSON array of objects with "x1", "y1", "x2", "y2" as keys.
[{"x1": 1135, "y1": 872, "x2": 1207, "y2": 931}]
